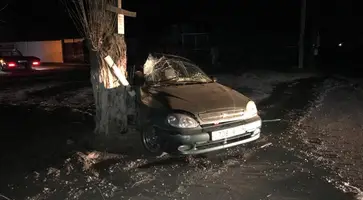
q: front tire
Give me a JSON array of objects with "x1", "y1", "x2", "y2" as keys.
[{"x1": 141, "y1": 125, "x2": 163, "y2": 156}]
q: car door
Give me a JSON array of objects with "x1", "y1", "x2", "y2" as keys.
[{"x1": 132, "y1": 71, "x2": 152, "y2": 130}]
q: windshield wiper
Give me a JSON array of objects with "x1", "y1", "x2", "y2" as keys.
[
  {"x1": 151, "y1": 77, "x2": 179, "y2": 87},
  {"x1": 158, "y1": 77, "x2": 178, "y2": 83},
  {"x1": 177, "y1": 81, "x2": 211, "y2": 85}
]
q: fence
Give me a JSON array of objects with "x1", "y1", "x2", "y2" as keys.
[
  {"x1": 0, "y1": 39, "x2": 87, "y2": 63},
  {"x1": 63, "y1": 39, "x2": 87, "y2": 63}
]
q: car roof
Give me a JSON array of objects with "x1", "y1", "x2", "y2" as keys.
[
  {"x1": 0, "y1": 48, "x2": 17, "y2": 52},
  {"x1": 150, "y1": 53, "x2": 192, "y2": 63}
]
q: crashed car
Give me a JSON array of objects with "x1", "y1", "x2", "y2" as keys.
[{"x1": 133, "y1": 54, "x2": 262, "y2": 155}]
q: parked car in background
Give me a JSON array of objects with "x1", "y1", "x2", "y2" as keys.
[
  {"x1": 0, "y1": 49, "x2": 40, "y2": 71},
  {"x1": 133, "y1": 54, "x2": 262, "y2": 156}
]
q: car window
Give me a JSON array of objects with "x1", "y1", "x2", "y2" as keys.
[
  {"x1": 0, "y1": 50, "x2": 22, "y2": 56},
  {"x1": 178, "y1": 61, "x2": 212, "y2": 82},
  {"x1": 144, "y1": 57, "x2": 212, "y2": 85},
  {"x1": 0, "y1": 51, "x2": 11, "y2": 56},
  {"x1": 12, "y1": 50, "x2": 22, "y2": 56}
]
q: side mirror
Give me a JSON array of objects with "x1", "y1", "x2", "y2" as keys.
[
  {"x1": 210, "y1": 76, "x2": 217, "y2": 82},
  {"x1": 134, "y1": 71, "x2": 145, "y2": 86}
]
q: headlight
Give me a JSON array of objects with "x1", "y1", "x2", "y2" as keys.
[
  {"x1": 167, "y1": 113, "x2": 199, "y2": 128},
  {"x1": 244, "y1": 101, "x2": 258, "y2": 119}
]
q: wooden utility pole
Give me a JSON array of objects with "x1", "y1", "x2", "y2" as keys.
[
  {"x1": 298, "y1": 0, "x2": 307, "y2": 69},
  {"x1": 106, "y1": 0, "x2": 137, "y2": 77},
  {"x1": 117, "y1": 0, "x2": 124, "y2": 34},
  {"x1": 106, "y1": 0, "x2": 137, "y2": 35},
  {"x1": 105, "y1": 0, "x2": 137, "y2": 91}
]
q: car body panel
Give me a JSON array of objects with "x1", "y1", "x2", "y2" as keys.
[
  {"x1": 0, "y1": 49, "x2": 40, "y2": 71},
  {"x1": 144, "y1": 82, "x2": 250, "y2": 115},
  {"x1": 156, "y1": 116, "x2": 262, "y2": 155},
  {"x1": 135, "y1": 53, "x2": 262, "y2": 155}
]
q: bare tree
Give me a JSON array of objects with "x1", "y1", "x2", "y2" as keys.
[
  {"x1": 63, "y1": 0, "x2": 130, "y2": 138},
  {"x1": 0, "y1": 4, "x2": 8, "y2": 23}
]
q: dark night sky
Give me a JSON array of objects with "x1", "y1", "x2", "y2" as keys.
[{"x1": 0, "y1": 0, "x2": 361, "y2": 43}]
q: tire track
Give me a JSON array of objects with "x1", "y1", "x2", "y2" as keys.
[
  {"x1": 27, "y1": 81, "x2": 91, "y2": 99},
  {"x1": 0, "y1": 68, "x2": 89, "y2": 90}
]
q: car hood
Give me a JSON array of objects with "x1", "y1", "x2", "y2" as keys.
[{"x1": 147, "y1": 82, "x2": 250, "y2": 114}]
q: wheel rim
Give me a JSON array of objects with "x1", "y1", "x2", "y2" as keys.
[{"x1": 142, "y1": 126, "x2": 161, "y2": 153}]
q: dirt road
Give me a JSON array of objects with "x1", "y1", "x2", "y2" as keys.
[{"x1": 0, "y1": 72, "x2": 357, "y2": 200}]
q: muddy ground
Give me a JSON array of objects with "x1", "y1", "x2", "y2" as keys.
[
  {"x1": 284, "y1": 77, "x2": 363, "y2": 198},
  {"x1": 0, "y1": 70, "x2": 359, "y2": 200}
]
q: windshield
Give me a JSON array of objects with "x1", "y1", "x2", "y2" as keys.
[
  {"x1": 144, "y1": 56, "x2": 212, "y2": 85},
  {"x1": 0, "y1": 50, "x2": 22, "y2": 57}
]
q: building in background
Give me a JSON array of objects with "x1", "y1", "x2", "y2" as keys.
[
  {"x1": 0, "y1": 38, "x2": 87, "y2": 64},
  {"x1": 62, "y1": 39, "x2": 87, "y2": 63}
]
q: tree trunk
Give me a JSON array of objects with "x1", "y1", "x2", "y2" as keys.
[{"x1": 88, "y1": 34, "x2": 129, "y2": 137}]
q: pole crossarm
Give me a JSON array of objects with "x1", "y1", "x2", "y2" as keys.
[{"x1": 106, "y1": 5, "x2": 136, "y2": 18}]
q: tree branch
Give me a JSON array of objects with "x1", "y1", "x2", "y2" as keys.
[
  {"x1": 0, "y1": 4, "x2": 8, "y2": 12},
  {"x1": 0, "y1": 193, "x2": 12, "y2": 200},
  {"x1": 61, "y1": 0, "x2": 117, "y2": 52}
]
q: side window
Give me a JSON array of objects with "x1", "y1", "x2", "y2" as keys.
[
  {"x1": 0, "y1": 51, "x2": 11, "y2": 56},
  {"x1": 12, "y1": 50, "x2": 22, "y2": 56}
]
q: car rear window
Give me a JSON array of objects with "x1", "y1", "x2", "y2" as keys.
[{"x1": 0, "y1": 50, "x2": 21, "y2": 56}]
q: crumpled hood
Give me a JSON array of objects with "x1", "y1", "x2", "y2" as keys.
[{"x1": 148, "y1": 82, "x2": 250, "y2": 114}]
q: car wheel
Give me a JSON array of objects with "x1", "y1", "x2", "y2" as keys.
[
  {"x1": 141, "y1": 125, "x2": 163, "y2": 156},
  {"x1": 26, "y1": 65, "x2": 33, "y2": 71}
]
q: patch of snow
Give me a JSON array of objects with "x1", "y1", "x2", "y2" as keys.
[
  {"x1": 0, "y1": 71, "x2": 10, "y2": 75},
  {"x1": 0, "y1": 82, "x2": 95, "y2": 115},
  {"x1": 215, "y1": 70, "x2": 318, "y2": 103},
  {"x1": 332, "y1": 74, "x2": 363, "y2": 86},
  {"x1": 325, "y1": 177, "x2": 363, "y2": 200},
  {"x1": 0, "y1": 82, "x2": 65, "y2": 104},
  {"x1": 122, "y1": 159, "x2": 149, "y2": 171},
  {"x1": 286, "y1": 78, "x2": 363, "y2": 198},
  {"x1": 39, "y1": 87, "x2": 94, "y2": 110},
  {"x1": 295, "y1": 79, "x2": 344, "y2": 126},
  {"x1": 22, "y1": 151, "x2": 125, "y2": 200},
  {"x1": 32, "y1": 66, "x2": 77, "y2": 71},
  {"x1": 130, "y1": 171, "x2": 155, "y2": 188}
]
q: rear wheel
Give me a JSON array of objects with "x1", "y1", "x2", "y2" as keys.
[{"x1": 25, "y1": 65, "x2": 33, "y2": 71}]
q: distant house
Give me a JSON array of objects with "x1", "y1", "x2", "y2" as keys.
[
  {"x1": 160, "y1": 23, "x2": 211, "y2": 51},
  {"x1": 0, "y1": 22, "x2": 86, "y2": 64},
  {"x1": 155, "y1": 23, "x2": 212, "y2": 65}
]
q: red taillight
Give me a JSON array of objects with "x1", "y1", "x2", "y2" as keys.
[
  {"x1": 8, "y1": 62, "x2": 16, "y2": 67},
  {"x1": 32, "y1": 61, "x2": 40, "y2": 66}
]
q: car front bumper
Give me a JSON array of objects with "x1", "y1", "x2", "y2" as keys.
[{"x1": 157, "y1": 116, "x2": 262, "y2": 155}]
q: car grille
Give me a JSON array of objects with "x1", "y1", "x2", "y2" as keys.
[{"x1": 198, "y1": 109, "x2": 244, "y2": 124}]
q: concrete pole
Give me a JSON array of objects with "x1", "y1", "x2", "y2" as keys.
[{"x1": 298, "y1": 0, "x2": 307, "y2": 69}]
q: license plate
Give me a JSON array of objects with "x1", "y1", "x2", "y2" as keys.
[{"x1": 211, "y1": 125, "x2": 246, "y2": 141}]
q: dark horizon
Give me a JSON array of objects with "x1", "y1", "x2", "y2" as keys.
[
  {"x1": 1, "y1": 0, "x2": 302, "y2": 39},
  {"x1": 0, "y1": 0, "x2": 361, "y2": 45}
]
